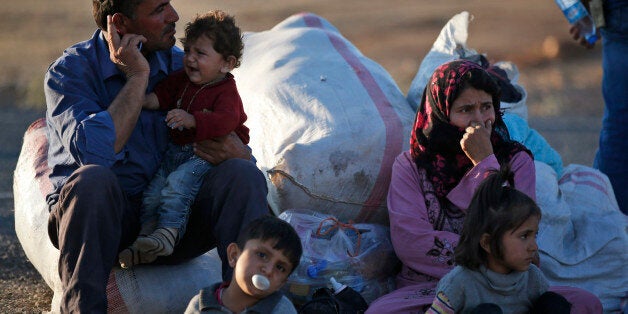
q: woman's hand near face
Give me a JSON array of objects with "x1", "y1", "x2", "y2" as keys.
[
  {"x1": 449, "y1": 87, "x2": 496, "y2": 165},
  {"x1": 460, "y1": 119, "x2": 494, "y2": 165}
]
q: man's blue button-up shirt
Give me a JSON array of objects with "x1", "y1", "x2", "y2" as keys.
[{"x1": 44, "y1": 29, "x2": 183, "y2": 204}]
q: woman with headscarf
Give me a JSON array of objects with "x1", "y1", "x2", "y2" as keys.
[{"x1": 365, "y1": 60, "x2": 601, "y2": 313}]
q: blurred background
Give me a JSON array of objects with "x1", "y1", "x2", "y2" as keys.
[{"x1": 0, "y1": 0, "x2": 603, "y2": 311}]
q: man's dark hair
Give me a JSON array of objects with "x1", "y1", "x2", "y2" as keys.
[
  {"x1": 182, "y1": 10, "x2": 244, "y2": 68},
  {"x1": 92, "y1": 0, "x2": 144, "y2": 31},
  {"x1": 236, "y1": 216, "x2": 303, "y2": 274}
]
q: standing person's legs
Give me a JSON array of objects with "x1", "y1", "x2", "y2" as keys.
[
  {"x1": 596, "y1": 6, "x2": 628, "y2": 214},
  {"x1": 156, "y1": 158, "x2": 269, "y2": 281},
  {"x1": 48, "y1": 165, "x2": 141, "y2": 313}
]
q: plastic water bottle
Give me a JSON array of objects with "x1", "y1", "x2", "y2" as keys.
[
  {"x1": 555, "y1": 0, "x2": 598, "y2": 45},
  {"x1": 329, "y1": 277, "x2": 368, "y2": 312},
  {"x1": 306, "y1": 260, "x2": 328, "y2": 278}
]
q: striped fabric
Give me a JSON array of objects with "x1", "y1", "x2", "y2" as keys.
[{"x1": 426, "y1": 292, "x2": 455, "y2": 314}]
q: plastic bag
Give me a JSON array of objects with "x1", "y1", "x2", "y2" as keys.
[{"x1": 278, "y1": 209, "x2": 398, "y2": 306}]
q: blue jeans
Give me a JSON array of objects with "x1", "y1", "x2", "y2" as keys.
[
  {"x1": 596, "y1": 3, "x2": 628, "y2": 214},
  {"x1": 142, "y1": 143, "x2": 212, "y2": 234}
]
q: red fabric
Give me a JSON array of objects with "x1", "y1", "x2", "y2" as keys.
[
  {"x1": 302, "y1": 13, "x2": 405, "y2": 222},
  {"x1": 153, "y1": 71, "x2": 249, "y2": 145},
  {"x1": 409, "y1": 60, "x2": 530, "y2": 203},
  {"x1": 214, "y1": 281, "x2": 230, "y2": 306},
  {"x1": 25, "y1": 118, "x2": 53, "y2": 196},
  {"x1": 106, "y1": 272, "x2": 129, "y2": 313}
]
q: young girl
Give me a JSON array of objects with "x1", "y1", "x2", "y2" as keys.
[{"x1": 426, "y1": 166, "x2": 571, "y2": 314}]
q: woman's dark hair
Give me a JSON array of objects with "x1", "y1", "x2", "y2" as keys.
[
  {"x1": 418, "y1": 65, "x2": 504, "y2": 159},
  {"x1": 456, "y1": 67, "x2": 502, "y2": 118},
  {"x1": 454, "y1": 165, "x2": 541, "y2": 270},
  {"x1": 92, "y1": 0, "x2": 143, "y2": 31},
  {"x1": 182, "y1": 10, "x2": 244, "y2": 68},
  {"x1": 236, "y1": 215, "x2": 303, "y2": 274}
]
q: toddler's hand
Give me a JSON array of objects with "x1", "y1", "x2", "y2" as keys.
[{"x1": 166, "y1": 109, "x2": 196, "y2": 130}]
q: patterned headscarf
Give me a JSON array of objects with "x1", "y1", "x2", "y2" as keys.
[{"x1": 410, "y1": 60, "x2": 531, "y2": 204}]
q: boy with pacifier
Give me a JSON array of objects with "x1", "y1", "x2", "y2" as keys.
[{"x1": 185, "y1": 216, "x2": 303, "y2": 313}]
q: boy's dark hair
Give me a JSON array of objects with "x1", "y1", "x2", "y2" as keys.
[
  {"x1": 182, "y1": 10, "x2": 244, "y2": 68},
  {"x1": 454, "y1": 165, "x2": 541, "y2": 270},
  {"x1": 237, "y1": 215, "x2": 303, "y2": 274},
  {"x1": 92, "y1": 0, "x2": 143, "y2": 31}
]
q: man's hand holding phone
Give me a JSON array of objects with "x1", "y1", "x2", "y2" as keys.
[{"x1": 104, "y1": 15, "x2": 149, "y2": 79}]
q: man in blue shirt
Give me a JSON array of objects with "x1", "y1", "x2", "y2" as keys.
[{"x1": 44, "y1": 1, "x2": 269, "y2": 312}]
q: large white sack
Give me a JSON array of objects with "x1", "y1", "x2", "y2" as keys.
[
  {"x1": 233, "y1": 13, "x2": 415, "y2": 224},
  {"x1": 535, "y1": 161, "x2": 628, "y2": 312},
  {"x1": 13, "y1": 118, "x2": 222, "y2": 313}
]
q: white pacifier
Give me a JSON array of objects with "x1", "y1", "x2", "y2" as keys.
[{"x1": 252, "y1": 274, "x2": 270, "y2": 291}]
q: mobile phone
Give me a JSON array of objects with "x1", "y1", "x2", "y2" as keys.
[{"x1": 116, "y1": 30, "x2": 142, "y2": 50}]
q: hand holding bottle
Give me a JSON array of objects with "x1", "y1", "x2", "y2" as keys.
[
  {"x1": 555, "y1": 0, "x2": 599, "y2": 48},
  {"x1": 570, "y1": 23, "x2": 599, "y2": 48}
]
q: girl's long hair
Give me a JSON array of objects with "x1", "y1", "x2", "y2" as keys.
[{"x1": 454, "y1": 165, "x2": 541, "y2": 270}]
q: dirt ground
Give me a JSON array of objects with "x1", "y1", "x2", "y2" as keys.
[{"x1": 0, "y1": 0, "x2": 604, "y2": 312}]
